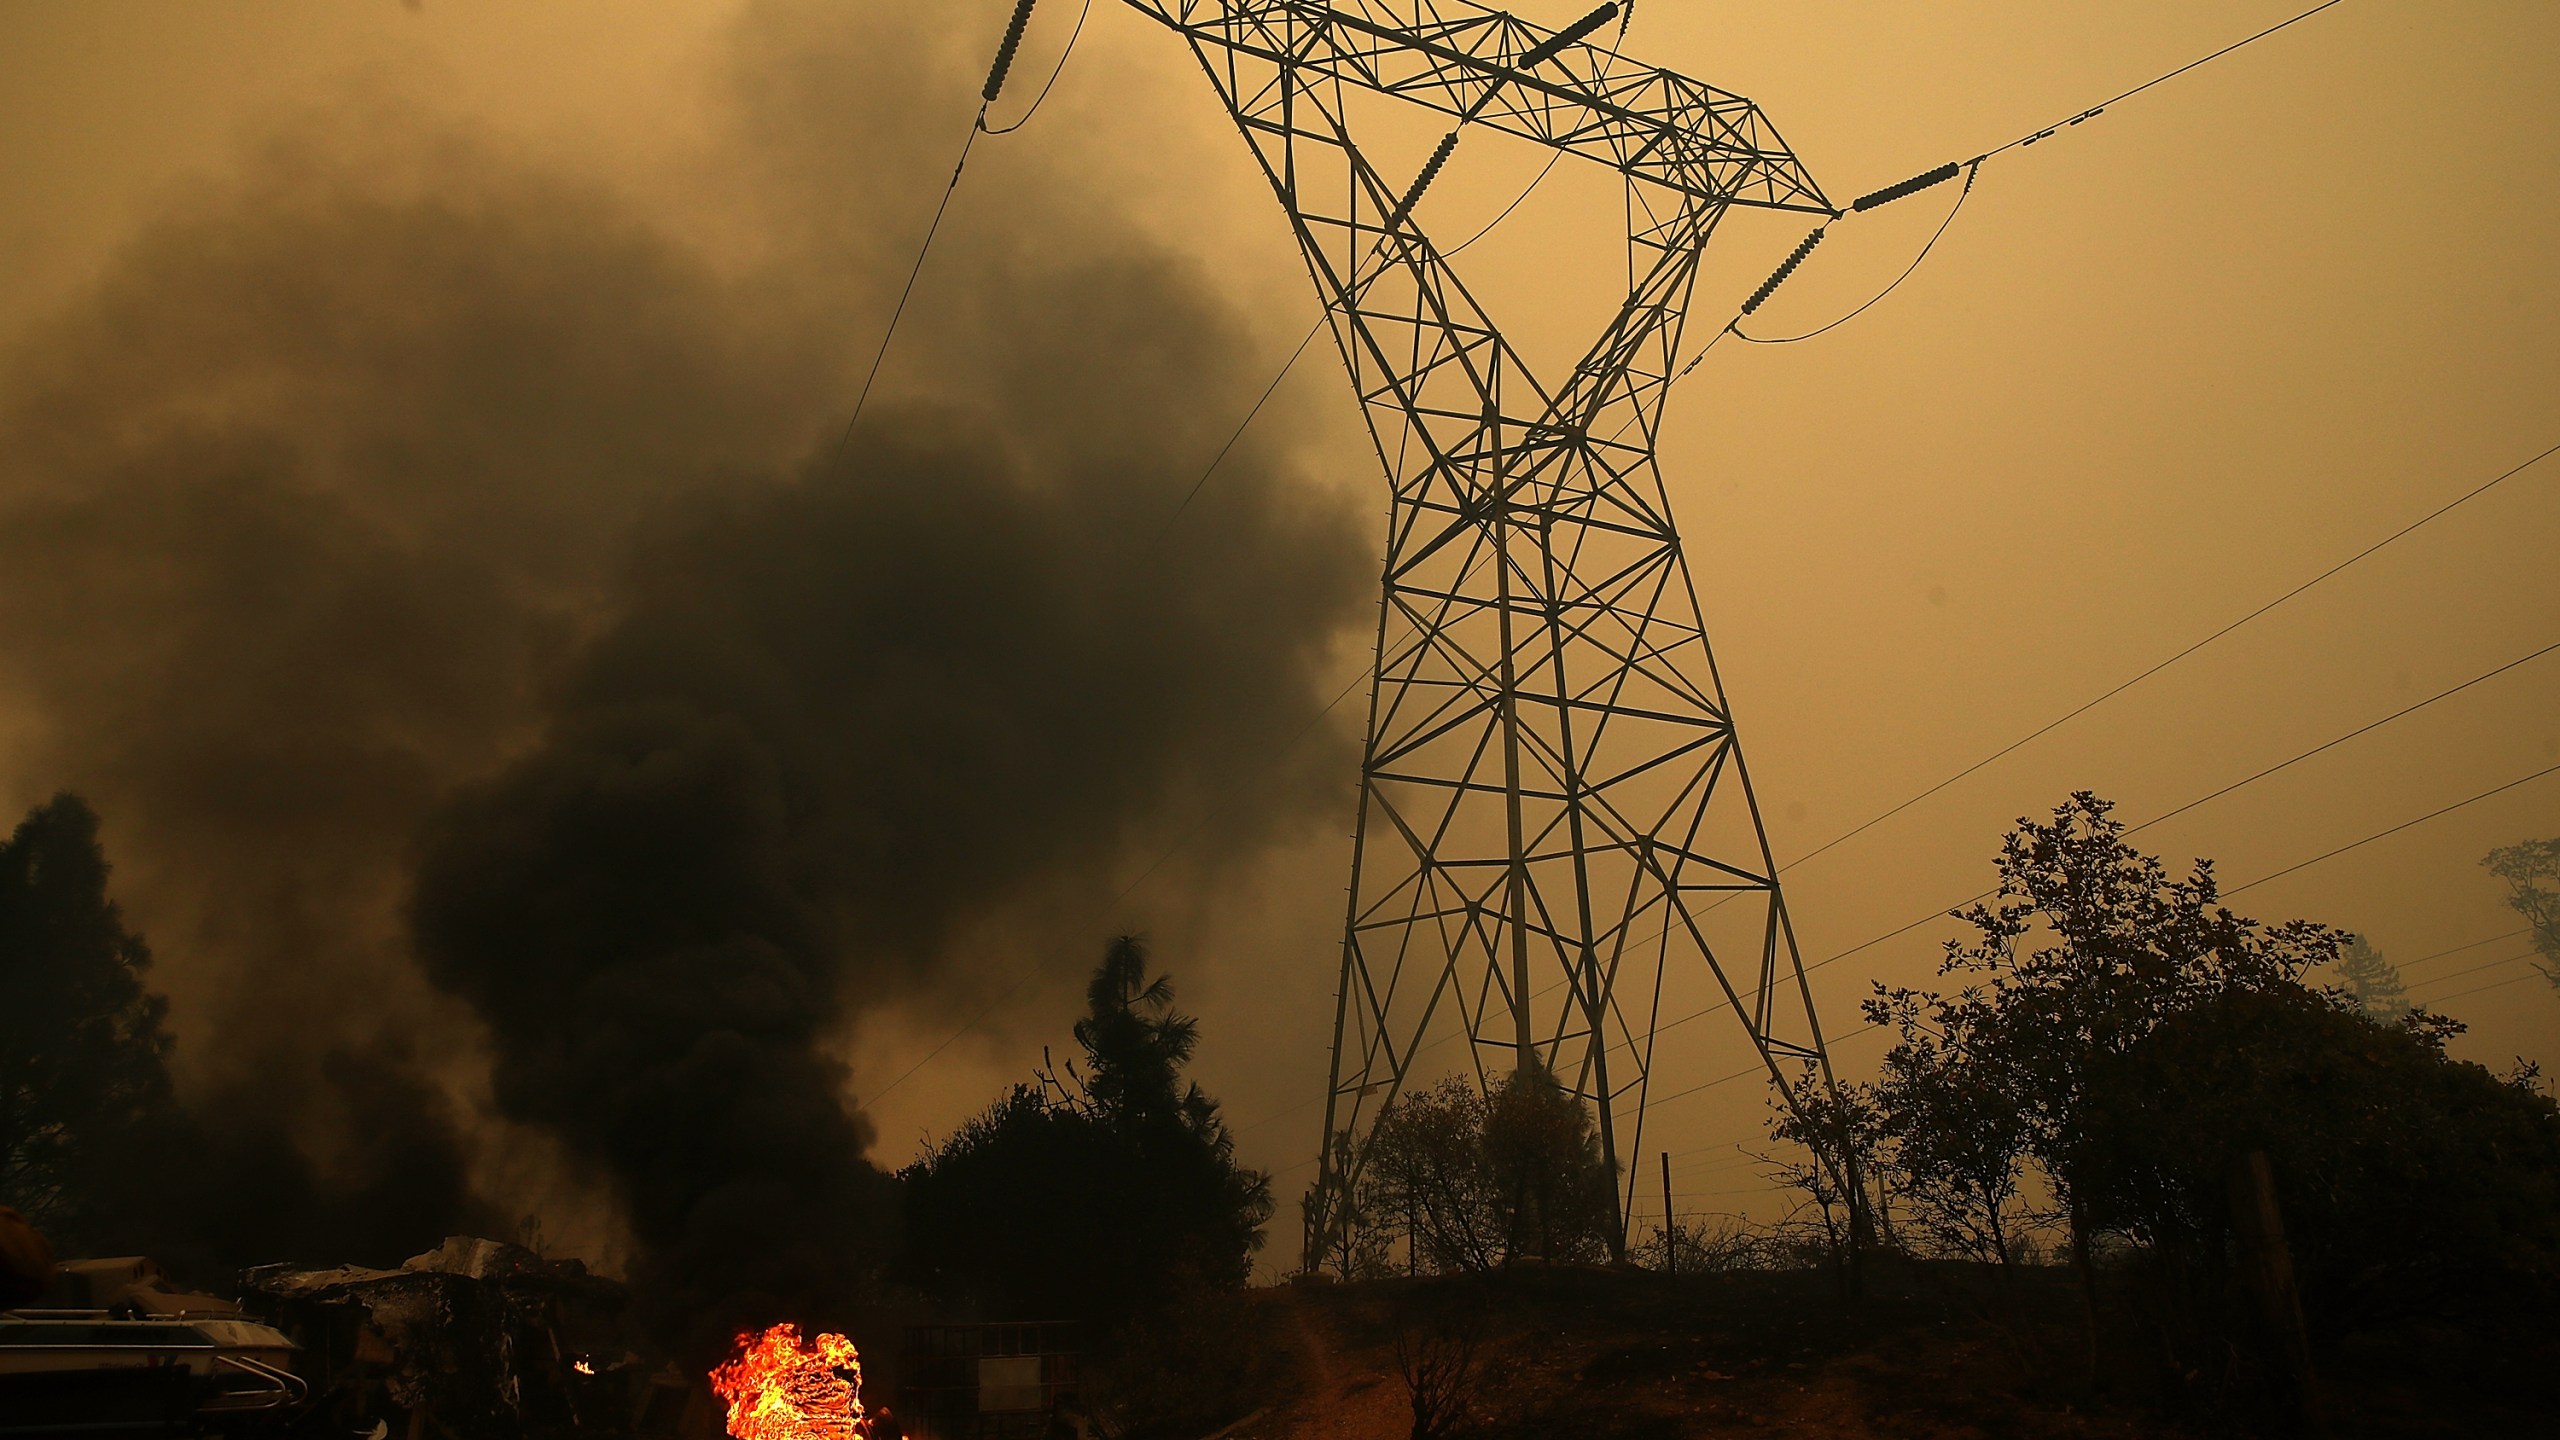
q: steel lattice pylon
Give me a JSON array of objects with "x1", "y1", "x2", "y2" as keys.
[{"x1": 1121, "y1": 0, "x2": 1848, "y2": 1265}]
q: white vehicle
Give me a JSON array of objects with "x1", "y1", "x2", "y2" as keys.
[{"x1": 0, "y1": 1265, "x2": 306, "y2": 1437}]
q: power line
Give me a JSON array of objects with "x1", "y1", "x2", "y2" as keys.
[
  {"x1": 1646, "y1": 1016, "x2": 1893, "y2": 1111},
  {"x1": 835, "y1": 0, "x2": 1049, "y2": 457},
  {"x1": 1148, "y1": 318, "x2": 1327, "y2": 545},
  {"x1": 1670, "y1": 0, "x2": 2352, "y2": 372},
  {"x1": 1800, "y1": 760, "x2": 2560, "y2": 993},
  {"x1": 2227, "y1": 761, "x2": 2560, "y2": 896},
  {"x1": 2134, "y1": 639, "x2": 2560, "y2": 834},
  {"x1": 2426, "y1": 970, "x2": 2550, "y2": 1007},
  {"x1": 1773, "y1": 440, "x2": 2560, "y2": 877},
  {"x1": 1609, "y1": 634, "x2": 2560, "y2": 1058},
  {"x1": 2404, "y1": 948, "x2": 2546, "y2": 997},
  {"x1": 1652, "y1": 946, "x2": 2552, "y2": 1185},
  {"x1": 1980, "y1": 0, "x2": 2347, "y2": 162},
  {"x1": 833, "y1": 125, "x2": 982, "y2": 459},
  {"x1": 2387, "y1": 926, "x2": 2531, "y2": 975}
]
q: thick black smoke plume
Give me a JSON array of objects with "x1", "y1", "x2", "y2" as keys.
[
  {"x1": 413, "y1": 410, "x2": 1361, "y2": 1338},
  {"x1": 0, "y1": 0, "x2": 1370, "y2": 1300}
]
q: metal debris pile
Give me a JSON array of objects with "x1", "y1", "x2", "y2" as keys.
[{"x1": 242, "y1": 1237, "x2": 714, "y2": 1440}]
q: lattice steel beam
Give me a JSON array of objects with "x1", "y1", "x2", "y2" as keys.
[{"x1": 1119, "y1": 0, "x2": 1852, "y2": 1269}]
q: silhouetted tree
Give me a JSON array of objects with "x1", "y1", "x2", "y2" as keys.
[
  {"x1": 1887, "y1": 793, "x2": 2343, "y2": 1263},
  {"x1": 2330, "y1": 934, "x2": 2410, "y2": 1020},
  {"x1": 1862, "y1": 795, "x2": 2560, "y2": 1420},
  {"x1": 898, "y1": 936, "x2": 1270, "y2": 1320},
  {"x1": 1356, "y1": 1064, "x2": 1615, "y2": 1273},
  {"x1": 2080, "y1": 986, "x2": 2560, "y2": 1331},
  {"x1": 1762, "y1": 1062, "x2": 1884, "y2": 1291},
  {"x1": 1483, "y1": 1063, "x2": 1616, "y2": 1263},
  {"x1": 1360, "y1": 1079, "x2": 1501, "y2": 1274},
  {"x1": 0, "y1": 795, "x2": 178, "y2": 1241},
  {"x1": 1301, "y1": 1130, "x2": 1387, "y2": 1279},
  {"x1": 2484, "y1": 838, "x2": 2560, "y2": 992},
  {"x1": 1860, "y1": 1008, "x2": 2035, "y2": 1269}
]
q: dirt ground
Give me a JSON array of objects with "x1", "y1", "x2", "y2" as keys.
[{"x1": 1190, "y1": 1263, "x2": 2554, "y2": 1440}]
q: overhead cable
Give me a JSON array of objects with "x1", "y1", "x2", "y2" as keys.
[
  {"x1": 1148, "y1": 319, "x2": 1330, "y2": 544},
  {"x1": 2389, "y1": 926, "x2": 2531, "y2": 975},
  {"x1": 2423, "y1": 969, "x2": 2550, "y2": 1006},
  {"x1": 1654, "y1": 756, "x2": 2539, "y2": 1118},
  {"x1": 1771, "y1": 440, "x2": 2560, "y2": 877},
  {"x1": 1672, "y1": 0, "x2": 2351, "y2": 368},
  {"x1": 1608, "y1": 635, "x2": 2560, "y2": 1060},
  {"x1": 836, "y1": 0, "x2": 1044, "y2": 457},
  {"x1": 1980, "y1": 0, "x2": 2346, "y2": 161},
  {"x1": 2403, "y1": 948, "x2": 2547, "y2": 997},
  {"x1": 2130, "y1": 638, "x2": 2560, "y2": 836},
  {"x1": 2227, "y1": 761, "x2": 2560, "y2": 896},
  {"x1": 1663, "y1": 943, "x2": 2545, "y2": 1175}
]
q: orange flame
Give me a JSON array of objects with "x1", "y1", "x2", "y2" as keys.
[{"x1": 709, "y1": 1323, "x2": 870, "y2": 1440}]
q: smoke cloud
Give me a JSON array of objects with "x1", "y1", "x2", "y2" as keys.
[{"x1": 0, "y1": 0, "x2": 1370, "y2": 1307}]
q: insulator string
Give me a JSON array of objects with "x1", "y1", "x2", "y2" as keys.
[
  {"x1": 1850, "y1": 161, "x2": 1961, "y2": 214},
  {"x1": 1739, "y1": 227, "x2": 1827, "y2": 315},
  {"x1": 982, "y1": 0, "x2": 1041, "y2": 103},
  {"x1": 981, "y1": 0, "x2": 1093, "y2": 135},
  {"x1": 1664, "y1": 0, "x2": 2352, "y2": 379},
  {"x1": 1518, "y1": 2, "x2": 1621, "y2": 71},
  {"x1": 1731, "y1": 159, "x2": 1979, "y2": 344}
]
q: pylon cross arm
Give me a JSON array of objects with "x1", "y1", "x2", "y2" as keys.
[{"x1": 1123, "y1": 0, "x2": 1830, "y2": 214}]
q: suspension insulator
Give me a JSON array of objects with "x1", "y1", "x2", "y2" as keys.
[
  {"x1": 1850, "y1": 161, "x2": 1961, "y2": 213},
  {"x1": 1517, "y1": 2, "x2": 1621, "y2": 69},
  {"x1": 1740, "y1": 228, "x2": 1824, "y2": 315},
  {"x1": 983, "y1": 0, "x2": 1042, "y2": 104},
  {"x1": 1388, "y1": 129, "x2": 1463, "y2": 228}
]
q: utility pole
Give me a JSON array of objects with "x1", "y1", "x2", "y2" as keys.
[{"x1": 1116, "y1": 0, "x2": 1854, "y2": 1270}]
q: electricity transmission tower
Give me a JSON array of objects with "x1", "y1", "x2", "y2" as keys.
[{"x1": 1121, "y1": 0, "x2": 1847, "y2": 1265}]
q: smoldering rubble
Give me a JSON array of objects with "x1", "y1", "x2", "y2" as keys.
[{"x1": 245, "y1": 1237, "x2": 670, "y2": 1440}]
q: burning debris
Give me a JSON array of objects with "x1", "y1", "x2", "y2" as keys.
[{"x1": 710, "y1": 1324, "x2": 869, "y2": 1440}]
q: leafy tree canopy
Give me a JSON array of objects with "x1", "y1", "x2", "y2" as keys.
[
  {"x1": 897, "y1": 936, "x2": 1270, "y2": 1320},
  {"x1": 1877, "y1": 791, "x2": 2343, "y2": 1214},
  {"x1": 1851, "y1": 792, "x2": 2560, "y2": 1351},
  {"x1": 1352, "y1": 1063, "x2": 1616, "y2": 1275}
]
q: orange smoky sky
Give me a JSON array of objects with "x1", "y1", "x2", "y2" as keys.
[{"x1": 1, "y1": 0, "x2": 2553, "y2": 1265}]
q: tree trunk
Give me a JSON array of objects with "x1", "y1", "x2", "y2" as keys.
[
  {"x1": 2068, "y1": 1199, "x2": 2101, "y2": 1390},
  {"x1": 1842, "y1": 1146, "x2": 1872, "y2": 1301},
  {"x1": 2226, "y1": 1149, "x2": 2328, "y2": 1437}
]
